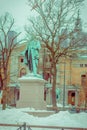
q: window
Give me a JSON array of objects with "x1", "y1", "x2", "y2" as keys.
[
  {"x1": 20, "y1": 58, "x2": 24, "y2": 63},
  {"x1": 20, "y1": 68, "x2": 26, "y2": 77},
  {"x1": 81, "y1": 74, "x2": 86, "y2": 86},
  {"x1": 80, "y1": 64, "x2": 87, "y2": 67},
  {"x1": 80, "y1": 64, "x2": 83, "y2": 67},
  {"x1": 81, "y1": 75, "x2": 86, "y2": 77},
  {"x1": 85, "y1": 64, "x2": 87, "y2": 67}
]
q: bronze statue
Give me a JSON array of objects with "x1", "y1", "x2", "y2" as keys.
[{"x1": 24, "y1": 40, "x2": 41, "y2": 75}]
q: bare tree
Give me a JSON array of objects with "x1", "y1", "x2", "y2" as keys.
[
  {"x1": 26, "y1": 0, "x2": 86, "y2": 110},
  {"x1": 0, "y1": 12, "x2": 21, "y2": 110}
]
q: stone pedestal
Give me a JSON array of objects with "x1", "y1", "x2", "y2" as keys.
[{"x1": 16, "y1": 73, "x2": 46, "y2": 110}]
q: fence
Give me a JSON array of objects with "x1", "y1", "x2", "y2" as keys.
[{"x1": 0, "y1": 123, "x2": 87, "y2": 130}]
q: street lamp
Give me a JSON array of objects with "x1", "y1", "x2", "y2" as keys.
[{"x1": 63, "y1": 61, "x2": 66, "y2": 110}]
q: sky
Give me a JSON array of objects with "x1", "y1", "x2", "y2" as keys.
[
  {"x1": 0, "y1": 105, "x2": 87, "y2": 130},
  {"x1": 0, "y1": 0, "x2": 29, "y2": 32},
  {"x1": 0, "y1": 0, "x2": 87, "y2": 32}
]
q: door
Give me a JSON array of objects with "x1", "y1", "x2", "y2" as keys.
[{"x1": 68, "y1": 91, "x2": 75, "y2": 105}]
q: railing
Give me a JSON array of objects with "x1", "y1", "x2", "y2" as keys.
[{"x1": 0, "y1": 123, "x2": 87, "y2": 130}]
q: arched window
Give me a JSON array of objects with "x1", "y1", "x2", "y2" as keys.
[{"x1": 20, "y1": 68, "x2": 26, "y2": 77}]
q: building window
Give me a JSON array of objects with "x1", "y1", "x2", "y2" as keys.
[
  {"x1": 44, "y1": 72, "x2": 51, "y2": 83},
  {"x1": 80, "y1": 64, "x2": 83, "y2": 67},
  {"x1": 85, "y1": 64, "x2": 87, "y2": 67},
  {"x1": 20, "y1": 58, "x2": 24, "y2": 63},
  {"x1": 81, "y1": 75, "x2": 86, "y2": 77},
  {"x1": 81, "y1": 74, "x2": 86, "y2": 86},
  {"x1": 20, "y1": 68, "x2": 26, "y2": 77}
]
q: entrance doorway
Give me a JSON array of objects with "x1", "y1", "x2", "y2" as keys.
[{"x1": 68, "y1": 91, "x2": 75, "y2": 105}]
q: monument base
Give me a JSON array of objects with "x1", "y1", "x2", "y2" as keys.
[{"x1": 16, "y1": 73, "x2": 47, "y2": 110}]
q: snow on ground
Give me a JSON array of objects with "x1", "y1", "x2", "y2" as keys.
[{"x1": 0, "y1": 105, "x2": 87, "y2": 130}]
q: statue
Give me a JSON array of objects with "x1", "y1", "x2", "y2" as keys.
[
  {"x1": 24, "y1": 40, "x2": 41, "y2": 75},
  {"x1": 56, "y1": 88, "x2": 61, "y2": 101}
]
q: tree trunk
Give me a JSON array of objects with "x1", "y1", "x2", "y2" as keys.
[
  {"x1": 2, "y1": 69, "x2": 7, "y2": 110},
  {"x1": 2, "y1": 88, "x2": 7, "y2": 110},
  {"x1": 51, "y1": 63, "x2": 58, "y2": 111}
]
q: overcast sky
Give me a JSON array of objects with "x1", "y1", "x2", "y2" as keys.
[
  {"x1": 0, "y1": 0, "x2": 29, "y2": 30},
  {"x1": 0, "y1": 0, "x2": 87, "y2": 32}
]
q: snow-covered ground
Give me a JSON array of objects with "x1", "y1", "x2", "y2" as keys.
[{"x1": 0, "y1": 105, "x2": 87, "y2": 130}]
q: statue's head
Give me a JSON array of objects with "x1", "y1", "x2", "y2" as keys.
[{"x1": 27, "y1": 39, "x2": 41, "y2": 50}]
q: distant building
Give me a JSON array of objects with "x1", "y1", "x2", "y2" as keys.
[
  {"x1": 8, "y1": 31, "x2": 17, "y2": 44},
  {"x1": 4, "y1": 39, "x2": 87, "y2": 108}
]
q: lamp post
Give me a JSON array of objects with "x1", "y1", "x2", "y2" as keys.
[{"x1": 63, "y1": 61, "x2": 66, "y2": 110}]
